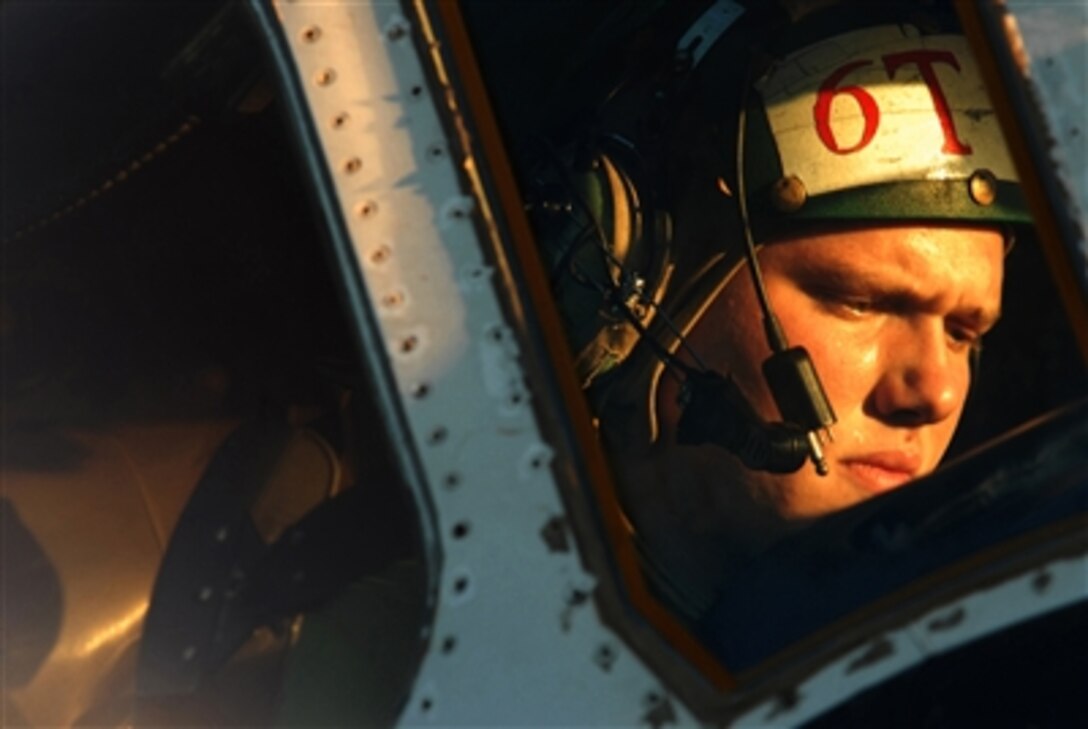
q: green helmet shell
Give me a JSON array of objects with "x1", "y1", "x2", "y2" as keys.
[
  {"x1": 741, "y1": 23, "x2": 1030, "y2": 241},
  {"x1": 538, "y1": 1, "x2": 1033, "y2": 394}
]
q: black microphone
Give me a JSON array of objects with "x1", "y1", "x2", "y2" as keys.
[
  {"x1": 762, "y1": 345, "x2": 836, "y2": 475},
  {"x1": 675, "y1": 368, "x2": 811, "y2": 474}
]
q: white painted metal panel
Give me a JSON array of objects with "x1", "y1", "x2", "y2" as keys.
[
  {"x1": 733, "y1": 550, "x2": 1088, "y2": 727},
  {"x1": 1007, "y1": 0, "x2": 1088, "y2": 254},
  {"x1": 270, "y1": 1, "x2": 699, "y2": 724}
]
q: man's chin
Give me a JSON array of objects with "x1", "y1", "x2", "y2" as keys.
[
  {"x1": 760, "y1": 475, "x2": 872, "y2": 522},
  {"x1": 767, "y1": 468, "x2": 928, "y2": 522}
]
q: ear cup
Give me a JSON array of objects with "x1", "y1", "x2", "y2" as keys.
[{"x1": 528, "y1": 135, "x2": 674, "y2": 386}]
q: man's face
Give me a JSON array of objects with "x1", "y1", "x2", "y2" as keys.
[{"x1": 657, "y1": 224, "x2": 1005, "y2": 520}]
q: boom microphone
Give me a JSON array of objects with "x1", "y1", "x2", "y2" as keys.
[{"x1": 675, "y1": 368, "x2": 812, "y2": 474}]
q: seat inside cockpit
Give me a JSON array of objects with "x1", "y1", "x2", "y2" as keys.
[{"x1": 2, "y1": 3, "x2": 426, "y2": 724}]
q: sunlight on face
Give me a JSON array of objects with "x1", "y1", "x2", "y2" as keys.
[{"x1": 657, "y1": 225, "x2": 1005, "y2": 519}]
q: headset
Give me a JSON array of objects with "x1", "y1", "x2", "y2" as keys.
[{"x1": 525, "y1": 0, "x2": 837, "y2": 477}]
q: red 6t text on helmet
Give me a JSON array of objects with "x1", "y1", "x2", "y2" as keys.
[{"x1": 814, "y1": 49, "x2": 973, "y2": 156}]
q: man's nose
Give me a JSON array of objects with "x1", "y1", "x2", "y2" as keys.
[{"x1": 871, "y1": 320, "x2": 965, "y2": 426}]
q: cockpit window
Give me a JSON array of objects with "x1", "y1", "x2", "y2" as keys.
[
  {"x1": 2, "y1": 3, "x2": 427, "y2": 724},
  {"x1": 463, "y1": 0, "x2": 1088, "y2": 683}
]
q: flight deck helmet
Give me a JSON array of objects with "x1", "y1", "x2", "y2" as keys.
[{"x1": 534, "y1": 0, "x2": 1029, "y2": 412}]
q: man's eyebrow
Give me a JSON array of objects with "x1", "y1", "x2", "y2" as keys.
[
  {"x1": 793, "y1": 262, "x2": 902, "y2": 298},
  {"x1": 795, "y1": 262, "x2": 1002, "y2": 328}
]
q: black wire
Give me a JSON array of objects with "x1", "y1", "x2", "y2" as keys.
[
  {"x1": 734, "y1": 69, "x2": 789, "y2": 354},
  {"x1": 568, "y1": 257, "x2": 696, "y2": 387}
]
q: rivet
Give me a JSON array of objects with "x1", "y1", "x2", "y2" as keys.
[
  {"x1": 771, "y1": 174, "x2": 807, "y2": 213},
  {"x1": 343, "y1": 157, "x2": 362, "y2": 174},
  {"x1": 357, "y1": 200, "x2": 378, "y2": 218},
  {"x1": 594, "y1": 643, "x2": 617, "y2": 671},
  {"x1": 381, "y1": 290, "x2": 405, "y2": 308},
  {"x1": 369, "y1": 245, "x2": 391, "y2": 264},
  {"x1": 441, "y1": 195, "x2": 475, "y2": 222},
  {"x1": 314, "y1": 68, "x2": 336, "y2": 87},
  {"x1": 301, "y1": 25, "x2": 321, "y2": 43},
  {"x1": 332, "y1": 112, "x2": 349, "y2": 129},
  {"x1": 968, "y1": 169, "x2": 998, "y2": 206}
]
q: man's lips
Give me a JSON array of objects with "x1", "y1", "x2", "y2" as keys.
[{"x1": 840, "y1": 451, "x2": 922, "y2": 495}]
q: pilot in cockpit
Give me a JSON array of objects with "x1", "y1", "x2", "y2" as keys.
[{"x1": 528, "y1": 0, "x2": 1032, "y2": 620}]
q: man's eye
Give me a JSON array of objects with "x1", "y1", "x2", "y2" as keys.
[
  {"x1": 834, "y1": 297, "x2": 874, "y2": 316},
  {"x1": 810, "y1": 287, "x2": 877, "y2": 318},
  {"x1": 949, "y1": 327, "x2": 982, "y2": 351}
]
